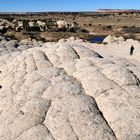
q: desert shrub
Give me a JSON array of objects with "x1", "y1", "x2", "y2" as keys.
[
  {"x1": 122, "y1": 26, "x2": 128, "y2": 28},
  {"x1": 89, "y1": 23, "x2": 92, "y2": 26},
  {"x1": 73, "y1": 22, "x2": 78, "y2": 26},
  {"x1": 75, "y1": 28, "x2": 89, "y2": 33},
  {"x1": 46, "y1": 21, "x2": 55, "y2": 29},
  {"x1": 103, "y1": 42, "x2": 108, "y2": 45},
  {"x1": 57, "y1": 27, "x2": 67, "y2": 32},
  {"x1": 5, "y1": 34, "x2": 16, "y2": 40},
  {"x1": 40, "y1": 37, "x2": 47, "y2": 42},
  {"x1": 80, "y1": 29, "x2": 89, "y2": 33},
  {"x1": 29, "y1": 26, "x2": 40, "y2": 32},
  {"x1": 123, "y1": 26, "x2": 140, "y2": 33},
  {"x1": 118, "y1": 13, "x2": 122, "y2": 15},
  {"x1": 107, "y1": 25, "x2": 112, "y2": 29},
  {"x1": 23, "y1": 20, "x2": 29, "y2": 31},
  {"x1": 130, "y1": 26, "x2": 136, "y2": 29},
  {"x1": 69, "y1": 27, "x2": 75, "y2": 33},
  {"x1": 0, "y1": 27, "x2": 7, "y2": 34}
]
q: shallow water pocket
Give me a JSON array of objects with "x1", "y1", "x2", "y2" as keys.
[{"x1": 88, "y1": 36, "x2": 106, "y2": 43}]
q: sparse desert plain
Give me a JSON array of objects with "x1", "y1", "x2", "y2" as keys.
[{"x1": 1, "y1": 12, "x2": 140, "y2": 41}]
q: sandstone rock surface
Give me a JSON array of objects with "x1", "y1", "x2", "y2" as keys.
[
  {"x1": 0, "y1": 38, "x2": 140, "y2": 140},
  {"x1": 103, "y1": 35, "x2": 125, "y2": 44}
]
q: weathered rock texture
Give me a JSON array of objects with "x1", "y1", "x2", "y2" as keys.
[{"x1": 0, "y1": 38, "x2": 140, "y2": 140}]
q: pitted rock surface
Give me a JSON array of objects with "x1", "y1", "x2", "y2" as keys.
[{"x1": 0, "y1": 39, "x2": 140, "y2": 140}]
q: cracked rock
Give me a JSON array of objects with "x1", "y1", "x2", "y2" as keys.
[{"x1": 0, "y1": 38, "x2": 140, "y2": 140}]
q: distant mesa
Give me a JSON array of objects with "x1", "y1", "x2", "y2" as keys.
[{"x1": 96, "y1": 9, "x2": 140, "y2": 13}]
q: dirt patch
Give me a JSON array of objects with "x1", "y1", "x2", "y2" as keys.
[{"x1": 40, "y1": 32, "x2": 92, "y2": 42}]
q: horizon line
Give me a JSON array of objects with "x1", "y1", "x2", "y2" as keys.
[{"x1": 0, "y1": 9, "x2": 140, "y2": 13}]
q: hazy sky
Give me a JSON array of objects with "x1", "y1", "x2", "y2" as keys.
[{"x1": 0, "y1": 0, "x2": 140, "y2": 12}]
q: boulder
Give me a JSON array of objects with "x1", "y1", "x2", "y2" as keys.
[
  {"x1": 103, "y1": 35, "x2": 125, "y2": 44},
  {"x1": 0, "y1": 26, "x2": 4, "y2": 30},
  {"x1": 57, "y1": 20, "x2": 66, "y2": 29},
  {"x1": 37, "y1": 21, "x2": 47, "y2": 31}
]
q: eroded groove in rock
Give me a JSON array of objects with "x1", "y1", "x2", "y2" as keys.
[
  {"x1": 15, "y1": 124, "x2": 55, "y2": 140},
  {"x1": 64, "y1": 95, "x2": 117, "y2": 140},
  {"x1": 42, "y1": 67, "x2": 117, "y2": 140},
  {"x1": 32, "y1": 50, "x2": 53, "y2": 70},
  {"x1": 72, "y1": 44, "x2": 103, "y2": 58},
  {"x1": 71, "y1": 47, "x2": 80, "y2": 59},
  {"x1": 44, "y1": 46, "x2": 62, "y2": 67},
  {"x1": 25, "y1": 54, "x2": 37, "y2": 74},
  {"x1": 88, "y1": 95, "x2": 117, "y2": 139}
]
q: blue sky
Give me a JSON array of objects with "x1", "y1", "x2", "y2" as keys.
[{"x1": 0, "y1": 0, "x2": 140, "y2": 12}]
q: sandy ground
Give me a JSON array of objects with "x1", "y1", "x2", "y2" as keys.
[
  {"x1": 80, "y1": 40, "x2": 140, "y2": 69},
  {"x1": 84, "y1": 41, "x2": 139, "y2": 57}
]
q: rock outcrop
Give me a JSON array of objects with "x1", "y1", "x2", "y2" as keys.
[
  {"x1": 56, "y1": 20, "x2": 76, "y2": 29},
  {"x1": 0, "y1": 36, "x2": 44, "y2": 55},
  {"x1": 0, "y1": 38, "x2": 140, "y2": 140},
  {"x1": 0, "y1": 19, "x2": 48, "y2": 32},
  {"x1": 0, "y1": 19, "x2": 77, "y2": 33},
  {"x1": 103, "y1": 35, "x2": 125, "y2": 44}
]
